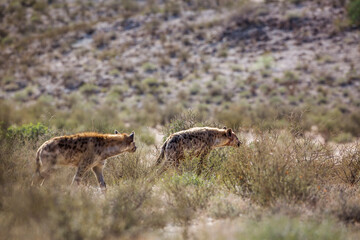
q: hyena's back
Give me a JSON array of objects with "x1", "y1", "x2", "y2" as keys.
[
  {"x1": 34, "y1": 131, "x2": 136, "y2": 188},
  {"x1": 156, "y1": 127, "x2": 242, "y2": 168},
  {"x1": 37, "y1": 135, "x2": 101, "y2": 168}
]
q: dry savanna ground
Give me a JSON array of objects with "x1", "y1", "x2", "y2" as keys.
[
  {"x1": 1, "y1": 112, "x2": 360, "y2": 240},
  {"x1": 1, "y1": 0, "x2": 360, "y2": 239}
]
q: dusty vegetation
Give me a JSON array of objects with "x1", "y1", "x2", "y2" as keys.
[
  {"x1": 1, "y1": 112, "x2": 360, "y2": 239},
  {"x1": 1, "y1": 0, "x2": 360, "y2": 239}
]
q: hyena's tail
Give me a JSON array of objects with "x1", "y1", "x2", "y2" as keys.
[
  {"x1": 146, "y1": 140, "x2": 167, "y2": 182},
  {"x1": 35, "y1": 149, "x2": 42, "y2": 175},
  {"x1": 31, "y1": 149, "x2": 43, "y2": 186},
  {"x1": 155, "y1": 141, "x2": 167, "y2": 165}
]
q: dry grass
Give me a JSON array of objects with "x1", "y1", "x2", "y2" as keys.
[
  {"x1": 0, "y1": 0, "x2": 359, "y2": 238},
  {"x1": 1, "y1": 112, "x2": 360, "y2": 239}
]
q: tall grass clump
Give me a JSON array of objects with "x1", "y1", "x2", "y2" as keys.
[
  {"x1": 334, "y1": 143, "x2": 360, "y2": 185},
  {"x1": 332, "y1": 187, "x2": 360, "y2": 224},
  {"x1": 103, "y1": 149, "x2": 156, "y2": 185},
  {"x1": 0, "y1": 184, "x2": 167, "y2": 240},
  {"x1": 162, "y1": 171, "x2": 215, "y2": 238},
  {"x1": 220, "y1": 130, "x2": 334, "y2": 205}
]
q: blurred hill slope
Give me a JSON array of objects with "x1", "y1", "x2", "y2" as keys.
[{"x1": 0, "y1": 0, "x2": 359, "y2": 140}]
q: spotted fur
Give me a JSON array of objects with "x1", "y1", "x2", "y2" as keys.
[
  {"x1": 33, "y1": 130, "x2": 136, "y2": 190},
  {"x1": 156, "y1": 127, "x2": 241, "y2": 173}
]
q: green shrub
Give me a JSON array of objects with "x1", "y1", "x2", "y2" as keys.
[
  {"x1": 163, "y1": 171, "x2": 215, "y2": 231},
  {"x1": 279, "y1": 71, "x2": 299, "y2": 86},
  {"x1": 142, "y1": 62, "x2": 157, "y2": 73},
  {"x1": 201, "y1": 148, "x2": 229, "y2": 179},
  {"x1": 208, "y1": 197, "x2": 242, "y2": 219},
  {"x1": 253, "y1": 54, "x2": 274, "y2": 70},
  {"x1": 332, "y1": 132, "x2": 353, "y2": 144},
  {"x1": 105, "y1": 183, "x2": 166, "y2": 237},
  {"x1": 347, "y1": 0, "x2": 360, "y2": 26},
  {"x1": 143, "y1": 77, "x2": 159, "y2": 88},
  {"x1": 190, "y1": 83, "x2": 201, "y2": 95},
  {"x1": 14, "y1": 87, "x2": 35, "y2": 102},
  {"x1": 164, "y1": 0, "x2": 181, "y2": 18},
  {"x1": 169, "y1": 171, "x2": 214, "y2": 187},
  {"x1": 79, "y1": 83, "x2": 100, "y2": 97},
  {"x1": 33, "y1": 0, "x2": 48, "y2": 13},
  {"x1": 1, "y1": 36, "x2": 14, "y2": 46},
  {"x1": 6, "y1": 122, "x2": 48, "y2": 141}
]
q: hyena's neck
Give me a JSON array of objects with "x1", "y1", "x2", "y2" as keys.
[
  {"x1": 211, "y1": 132, "x2": 228, "y2": 148},
  {"x1": 101, "y1": 143, "x2": 126, "y2": 159}
]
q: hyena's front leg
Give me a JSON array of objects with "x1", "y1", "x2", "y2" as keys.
[
  {"x1": 71, "y1": 160, "x2": 90, "y2": 186},
  {"x1": 196, "y1": 150, "x2": 210, "y2": 176},
  {"x1": 92, "y1": 163, "x2": 106, "y2": 191}
]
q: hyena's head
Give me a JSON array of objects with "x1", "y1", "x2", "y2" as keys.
[
  {"x1": 115, "y1": 130, "x2": 137, "y2": 152},
  {"x1": 222, "y1": 127, "x2": 242, "y2": 148}
]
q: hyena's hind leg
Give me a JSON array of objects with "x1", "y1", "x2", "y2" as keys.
[
  {"x1": 155, "y1": 151, "x2": 178, "y2": 176},
  {"x1": 71, "y1": 159, "x2": 92, "y2": 186},
  {"x1": 92, "y1": 163, "x2": 106, "y2": 192},
  {"x1": 32, "y1": 151, "x2": 57, "y2": 186},
  {"x1": 164, "y1": 150, "x2": 184, "y2": 174}
]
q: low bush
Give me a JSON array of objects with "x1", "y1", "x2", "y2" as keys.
[
  {"x1": 333, "y1": 188, "x2": 360, "y2": 224},
  {"x1": 220, "y1": 131, "x2": 333, "y2": 205},
  {"x1": 162, "y1": 171, "x2": 215, "y2": 234},
  {"x1": 0, "y1": 183, "x2": 167, "y2": 240},
  {"x1": 208, "y1": 195, "x2": 243, "y2": 219},
  {"x1": 334, "y1": 143, "x2": 360, "y2": 185},
  {"x1": 104, "y1": 150, "x2": 154, "y2": 184},
  {"x1": 79, "y1": 83, "x2": 100, "y2": 97}
]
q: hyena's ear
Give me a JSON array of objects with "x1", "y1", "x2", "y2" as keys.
[
  {"x1": 114, "y1": 130, "x2": 119, "y2": 134},
  {"x1": 129, "y1": 132, "x2": 135, "y2": 141},
  {"x1": 226, "y1": 128, "x2": 232, "y2": 137}
]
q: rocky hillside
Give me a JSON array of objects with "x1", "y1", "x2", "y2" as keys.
[{"x1": 0, "y1": 0, "x2": 359, "y2": 140}]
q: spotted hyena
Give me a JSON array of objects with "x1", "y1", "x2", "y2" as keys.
[
  {"x1": 33, "y1": 130, "x2": 136, "y2": 190},
  {"x1": 156, "y1": 127, "x2": 242, "y2": 173}
]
